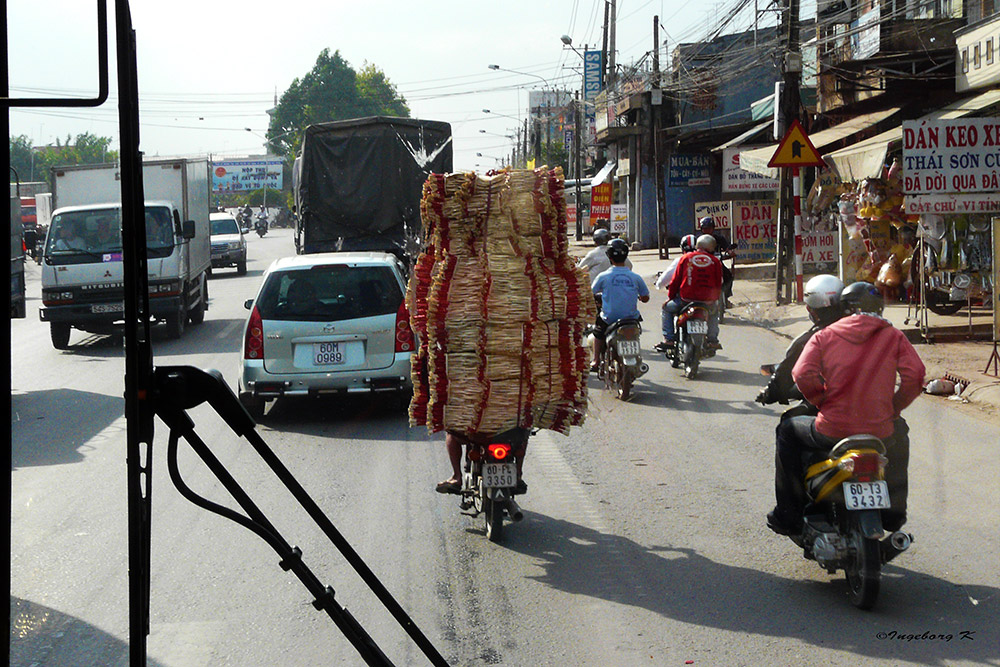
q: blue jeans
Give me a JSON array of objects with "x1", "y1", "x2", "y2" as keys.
[{"x1": 662, "y1": 298, "x2": 719, "y2": 342}]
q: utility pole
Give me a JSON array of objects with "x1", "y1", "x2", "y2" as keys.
[
  {"x1": 574, "y1": 89, "x2": 584, "y2": 241},
  {"x1": 602, "y1": 2, "x2": 610, "y2": 90},
  {"x1": 775, "y1": 0, "x2": 801, "y2": 304},
  {"x1": 652, "y1": 16, "x2": 669, "y2": 259},
  {"x1": 608, "y1": 0, "x2": 617, "y2": 90}
]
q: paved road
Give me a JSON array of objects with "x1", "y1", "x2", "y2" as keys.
[{"x1": 10, "y1": 229, "x2": 1000, "y2": 666}]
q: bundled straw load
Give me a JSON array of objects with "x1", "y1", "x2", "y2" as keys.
[{"x1": 407, "y1": 167, "x2": 595, "y2": 436}]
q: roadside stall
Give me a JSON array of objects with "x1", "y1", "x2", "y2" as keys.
[{"x1": 820, "y1": 111, "x2": 999, "y2": 340}]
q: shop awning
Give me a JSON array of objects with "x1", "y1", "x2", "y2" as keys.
[
  {"x1": 591, "y1": 160, "x2": 617, "y2": 187},
  {"x1": 823, "y1": 88, "x2": 1000, "y2": 181},
  {"x1": 711, "y1": 121, "x2": 772, "y2": 152},
  {"x1": 739, "y1": 107, "x2": 901, "y2": 178}
]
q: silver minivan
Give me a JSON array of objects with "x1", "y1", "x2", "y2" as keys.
[{"x1": 238, "y1": 252, "x2": 415, "y2": 417}]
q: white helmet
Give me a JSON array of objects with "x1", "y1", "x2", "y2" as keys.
[
  {"x1": 695, "y1": 234, "x2": 716, "y2": 252},
  {"x1": 804, "y1": 274, "x2": 845, "y2": 325}
]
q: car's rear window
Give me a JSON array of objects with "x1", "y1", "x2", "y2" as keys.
[
  {"x1": 211, "y1": 217, "x2": 240, "y2": 235},
  {"x1": 256, "y1": 265, "x2": 402, "y2": 322}
]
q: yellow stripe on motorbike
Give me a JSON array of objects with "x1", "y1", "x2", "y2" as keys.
[{"x1": 806, "y1": 449, "x2": 884, "y2": 503}]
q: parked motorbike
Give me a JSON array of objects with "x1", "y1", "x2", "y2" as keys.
[
  {"x1": 667, "y1": 302, "x2": 714, "y2": 379},
  {"x1": 599, "y1": 318, "x2": 648, "y2": 400},
  {"x1": 455, "y1": 429, "x2": 527, "y2": 542},
  {"x1": 756, "y1": 364, "x2": 913, "y2": 610}
]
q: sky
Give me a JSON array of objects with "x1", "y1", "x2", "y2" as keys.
[{"x1": 6, "y1": 0, "x2": 782, "y2": 174}]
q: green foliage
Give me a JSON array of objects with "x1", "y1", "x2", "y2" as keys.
[
  {"x1": 267, "y1": 49, "x2": 409, "y2": 157},
  {"x1": 8, "y1": 132, "x2": 118, "y2": 188},
  {"x1": 243, "y1": 187, "x2": 285, "y2": 207}
]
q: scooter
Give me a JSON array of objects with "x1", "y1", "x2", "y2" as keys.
[
  {"x1": 668, "y1": 302, "x2": 714, "y2": 379},
  {"x1": 255, "y1": 215, "x2": 268, "y2": 238},
  {"x1": 600, "y1": 318, "x2": 648, "y2": 400},
  {"x1": 455, "y1": 429, "x2": 527, "y2": 542},
  {"x1": 757, "y1": 365, "x2": 913, "y2": 610}
]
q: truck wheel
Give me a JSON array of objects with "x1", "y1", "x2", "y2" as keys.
[
  {"x1": 237, "y1": 260, "x2": 247, "y2": 275},
  {"x1": 166, "y1": 309, "x2": 186, "y2": 339},
  {"x1": 188, "y1": 279, "x2": 207, "y2": 325},
  {"x1": 51, "y1": 323, "x2": 71, "y2": 350}
]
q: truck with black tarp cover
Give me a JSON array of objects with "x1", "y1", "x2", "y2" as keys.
[{"x1": 293, "y1": 117, "x2": 452, "y2": 258}]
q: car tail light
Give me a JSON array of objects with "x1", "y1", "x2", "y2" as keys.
[
  {"x1": 487, "y1": 443, "x2": 512, "y2": 460},
  {"x1": 244, "y1": 306, "x2": 264, "y2": 359},
  {"x1": 841, "y1": 452, "x2": 885, "y2": 482},
  {"x1": 395, "y1": 300, "x2": 415, "y2": 353}
]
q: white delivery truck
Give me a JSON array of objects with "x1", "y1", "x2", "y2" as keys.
[{"x1": 40, "y1": 158, "x2": 211, "y2": 348}]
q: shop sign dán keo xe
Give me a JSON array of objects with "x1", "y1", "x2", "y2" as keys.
[{"x1": 902, "y1": 117, "x2": 1000, "y2": 213}]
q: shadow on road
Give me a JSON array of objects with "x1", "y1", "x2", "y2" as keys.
[
  {"x1": 11, "y1": 388, "x2": 123, "y2": 468},
  {"x1": 257, "y1": 393, "x2": 413, "y2": 440},
  {"x1": 10, "y1": 596, "x2": 168, "y2": 667},
  {"x1": 53, "y1": 318, "x2": 249, "y2": 358},
  {"x1": 501, "y1": 513, "x2": 998, "y2": 665}
]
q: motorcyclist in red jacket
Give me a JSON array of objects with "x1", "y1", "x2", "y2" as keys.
[
  {"x1": 768, "y1": 282, "x2": 925, "y2": 535},
  {"x1": 662, "y1": 234, "x2": 724, "y2": 350}
]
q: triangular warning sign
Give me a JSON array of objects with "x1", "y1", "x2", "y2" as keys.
[{"x1": 768, "y1": 119, "x2": 825, "y2": 168}]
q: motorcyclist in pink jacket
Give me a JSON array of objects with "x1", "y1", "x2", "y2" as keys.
[{"x1": 767, "y1": 282, "x2": 925, "y2": 535}]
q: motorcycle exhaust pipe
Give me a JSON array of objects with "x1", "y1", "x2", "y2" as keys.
[
  {"x1": 504, "y1": 497, "x2": 524, "y2": 522},
  {"x1": 890, "y1": 531, "x2": 912, "y2": 552},
  {"x1": 638, "y1": 362, "x2": 649, "y2": 376}
]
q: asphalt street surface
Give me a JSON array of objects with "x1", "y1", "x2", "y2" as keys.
[{"x1": 10, "y1": 228, "x2": 1000, "y2": 666}]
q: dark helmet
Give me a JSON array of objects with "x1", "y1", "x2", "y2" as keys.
[
  {"x1": 841, "y1": 281, "x2": 884, "y2": 316},
  {"x1": 699, "y1": 216, "x2": 716, "y2": 231},
  {"x1": 680, "y1": 234, "x2": 697, "y2": 253},
  {"x1": 606, "y1": 237, "x2": 630, "y2": 263},
  {"x1": 593, "y1": 228, "x2": 611, "y2": 246},
  {"x1": 804, "y1": 274, "x2": 845, "y2": 325}
]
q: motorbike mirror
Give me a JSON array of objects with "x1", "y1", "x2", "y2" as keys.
[{"x1": 759, "y1": 364, "x2": 776, "y2": 377}]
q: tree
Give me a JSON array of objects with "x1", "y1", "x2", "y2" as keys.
[
  {"x1": 9, "y1": 132, "x2": 118, "y2": 188},
  {"x1": 267, "y1": 49, "x2": 409, "y2": 157},
  {"x1": 9, "y1": 134, "x2": 35, "y2": 184}
]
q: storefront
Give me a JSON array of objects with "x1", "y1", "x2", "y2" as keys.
[{"x1": 815, "y1": 93, "x2": 1000, "y2": 338}]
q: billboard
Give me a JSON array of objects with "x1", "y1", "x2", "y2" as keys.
[
  {"x1": 903, "y1": 117, "x2": 1000, "y2": 211},
  {"x1": 584, "y1": 50, "x2": 603, "y2": 101},
  {"x1": 723, "y1": 147, "x2": 780, "y2": 192},
  {"x1": 669, "y1": 154, "x2": 711, "y2": 187},
  {"x1": 212, "y1": 158, "x2": 284, "y2": 194}
]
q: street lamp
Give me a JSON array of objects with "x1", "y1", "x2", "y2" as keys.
[
  {"x1": 488, "y1": 65, "x2": 556, "y2": 166},
  {"x1": 244, "y1": 127, "x2": 297, "y2": 155}
]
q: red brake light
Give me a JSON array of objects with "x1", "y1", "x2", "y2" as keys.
[
  {"x1": 244, "y1": 306, "x2": 264, "y2": 359},
  {"x1": 487, "y1": 443, "x2": 511, "y2": 460},
  {"x1": 395, "y1": 300, "x2": 415, "y2": 353},
  {"x1": 850, "y1": 453, "x2": 882, "y2": 482}
]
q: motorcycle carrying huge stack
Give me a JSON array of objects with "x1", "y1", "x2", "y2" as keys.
[{"x1": 407, "y1": 168, "x2": 595, "y2": 542}]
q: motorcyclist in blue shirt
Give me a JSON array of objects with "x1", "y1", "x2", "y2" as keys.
[{"x1": 590, "y1": 238, "x2": 650, "y2": 372}]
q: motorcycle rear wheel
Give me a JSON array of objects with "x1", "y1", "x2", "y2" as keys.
[
  {"x1": 845, "y1": 523, "x2": 881, "y2": 610},
  {"x1": 484, "y1": 498, "x2": 504, "y2": 542},
  {"x1": 683, "y1": 341, "x2": 699, "y2": 379}
]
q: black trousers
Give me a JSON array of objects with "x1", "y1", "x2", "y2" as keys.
[{"x1": 774, "y1": 416, "x2": 909, "y2": 530}]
